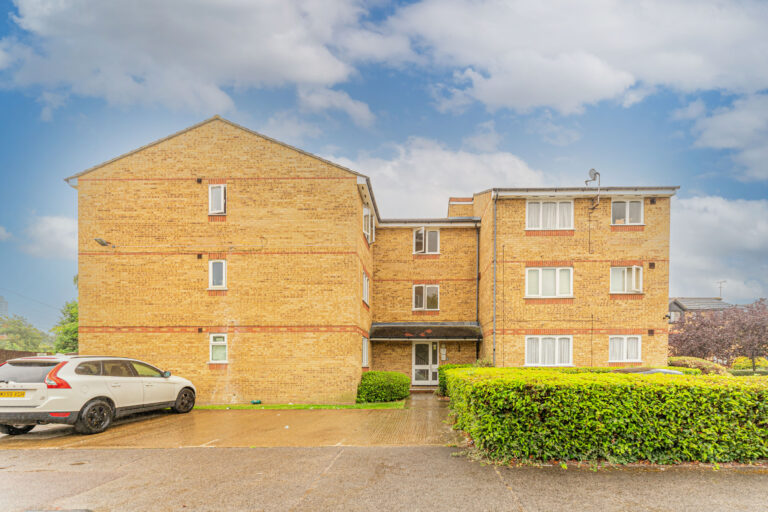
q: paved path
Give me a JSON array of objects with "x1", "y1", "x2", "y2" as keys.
[{"x1": 0, "y1": 395, "x2": 460, "y2": 449}]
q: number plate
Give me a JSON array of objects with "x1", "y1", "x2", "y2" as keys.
[{"x1": 0, "y1": 391, "x2": 25, "y2": 398}]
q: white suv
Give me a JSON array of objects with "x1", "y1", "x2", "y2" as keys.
[{"x1": 0, "y1": 355, "x2": 196, "y2": 435}]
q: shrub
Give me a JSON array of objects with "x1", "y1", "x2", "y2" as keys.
[
  {"x1": 438, "y1": 364, "x2": 474, "y2": 396},
  {"x1": 730, "y1": 369, "x2": 768, "y2": 377},
  {"x1": 356, "y1": 371, "x2": 410, "y2": 403},
  {"x1": 668, "y1": 356, "x2": 728, "y2": 375},
  {"x1": 446, "y1": 367, "x2": 768, "y2": 463},
  {"x1": 732, "y1": 356, "x2": 768, "y2": 370}
]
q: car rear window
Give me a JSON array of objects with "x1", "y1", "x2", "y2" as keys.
[{"x1": 0, "y1": 361, "x2": 59, "y2": 383}]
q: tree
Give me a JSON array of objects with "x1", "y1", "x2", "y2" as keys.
[
  {"x1": 668, "y1": 309, "x2": 736, "y2": 363},
  {"x1": 0, "y1": 315, "x2": 53, "y2": 352},
  {"x1": 731, "y1": 299, "x2": 768, "y2": 372},
  {"x1": 52, "y1": 300, "x2": 78, "y2": 354}
]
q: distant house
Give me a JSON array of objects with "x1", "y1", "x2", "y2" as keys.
[{"x1": 668, "y1": 297, "x2": 733, "y2": 323}]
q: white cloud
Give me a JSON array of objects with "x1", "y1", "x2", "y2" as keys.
[
  {"x1": 36, "y1": 91, "x2": 67, "y2": 122},
  {"x1": 527, "y1": 111, "x2": 581, "y2": 146},
  {"x1": 2, "y1": 0, "x2": 365, "y2": 113},
  {"x1": 671, "y1": 99, "x2": 706, "y2": 121},
  {"x1": 20, "y1": 216, "x2": 77, "y2": 260},
  {"x1": 691, "y1": 94, "x2": 768, "y2": 180},
  {"x1": 671, "y1": 196, "x2": 768, "y2": 302},
  {"x1": 0, "y1": 226, "x2": 10, "y2": 241},
  {"x1": 378, "y1": 0, "x2": 768, "y2": 114},
  {"x1": 327, "y1": 138, "x2": 547, "y2": 217},
  {"x1": 260, "y1": 112, "x2": 322, "y2": 146},
  {"x1": 462, "y1": 121, "x2": 502, "y2": 152},
  {"x1": 298, "y1": 87, "x2": 375, "y2": 127}
]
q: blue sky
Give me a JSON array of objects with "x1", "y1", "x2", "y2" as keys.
[{"x1": 1, "y1": 0, "x2": 767, "y2": 330}]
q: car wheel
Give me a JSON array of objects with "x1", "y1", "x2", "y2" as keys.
[
  {"x1": 0, "y1": 424, "x2": 35, "y2": 435},
  {"x1": 74, "y1": 399, "x2": 114, "y2": 435},
  {"x1": 172, "y1": 388, "x2": 195, "y2": 413}
]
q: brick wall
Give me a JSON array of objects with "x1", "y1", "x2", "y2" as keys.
[
  {"x1": 0, "y1": 349, "x2": 38, "y2": 363},
  {"x1": 371, "y1": 339, "x2": 477, "y2": 379}
]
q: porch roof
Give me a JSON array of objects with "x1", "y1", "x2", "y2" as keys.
[{"x1": 369, "y1": 322, "x2": 482, "y2": 340}]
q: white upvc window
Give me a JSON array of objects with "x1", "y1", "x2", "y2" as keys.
[
  {"x1": 209, "y1": 185, "x2": 227, "y2": 215},
  {"x1": 413, "y1": 284, "x2": 439, "y2": 310},
  {"x1": 669, "y1": 311, "x2": 681, "y2": 323},
  {"x1": 526, "y1": 200, "x2": 573, "y2": 230},
  {"x1": 209, "y1": 334, "x2": 228, "y2": 363},
  {"x1": 362, "y1": 337, "x2": 370, "y2": 367},
  {"x1": 609, "y1": 336, "x2": 642, "y2": 362},
  {"x1": 525, "y1": 336, "x2": 572, "y2": 366},
  {"x1": 525, "y1": 267, "x2": 573, "y2": 297},
  {"x1": 363, "y1": 206, "x2": 374, "y2": 243},
  {"x1": 610, "y1": 266, "x2": 643, "y2": 293},
  {"x1": 209, "y1": 260, "x2": 227, "y2": 289},
  {"x1": 413, "y1": 227, "x2": 439, "y2": 254},
  {"x1": 611, "y1": 199, "x2": 643, "y2": 225},
  {"x1": 362, "y1": 272, "x2": 370, "y2": 305}
]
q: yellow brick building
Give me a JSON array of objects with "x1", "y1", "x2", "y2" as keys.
[{"x1": 66, "y1": 117, "x2": 677, "y2": 403}]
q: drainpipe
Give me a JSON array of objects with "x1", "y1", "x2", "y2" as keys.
[
  {"x1": 492, "y1": 190, "x2": 498, "y2": 367},
  {"x1": 475, "y1": 223, "x2": 480, "y2": 324}
]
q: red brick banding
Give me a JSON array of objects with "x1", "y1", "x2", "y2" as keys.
[{"x1": 611, "y1": 225, "x2": 644, "y2": 232}]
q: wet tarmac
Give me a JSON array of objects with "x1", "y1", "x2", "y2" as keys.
[{"x1": 0, "y1": 394, "x2": 460, "y2": 449}]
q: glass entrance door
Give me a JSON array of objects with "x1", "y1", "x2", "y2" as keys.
[{"x1": 412, "y1": 341, "x2": 439, "y2": 385}]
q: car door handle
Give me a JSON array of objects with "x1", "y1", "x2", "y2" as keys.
[
  {"x1": 110, "y1": 383, "x2": 121, "y2": 388},
  {"x1": 144, "y1": 383, "x2": 153, "y2": 387}
]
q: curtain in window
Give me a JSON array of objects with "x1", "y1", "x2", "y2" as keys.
[
  {"x1": 558, "y1": 268, "x2": 571, "y2": 295},
  {"x1": 526, "y1": 338, "x2": 539, "y2": 365},
  {"x1": 541, "y1": 337, "x2": 556, "y2": 365},
  {"x1": 527, "y1": 202, "x2": 541, "y2": 229},
  {"x1": 629, "y1": 201, "x2": 642, "y2": 224},
  {"x1": 557, "y1": 337, "x2": 570, "y2": 364},
  {"x1": 632, "y1": 267, "x2": 642, "y2": 292},
  {"x1": 211, "y1": 262, "x2": 224, "y2": 287},
  {"x1": 609, "y1": 337, "x2": 623, "y2": 361},
  {"x1": 558, "y1": 202, "x2": 572, "y2": 228},
  {"x1": 414, "y1": 286, "x2": 424, "y2": 309},
  {"x1": 210, "y1": 186, "x2": 223, "y2": 213},
  {"x1": 427, "y1": 231, "x2": 439, "y2": 253},
  {"x1": 612, "y1": 201, "x2": 626, "y2": 224},
  {"x1": 626, "y1": 337, "x2": 640, "y2": 360},
  {"x1": 541, "y1": 269, "x2": 556, "y2": 296},
  {"x1": 610, "y1": 267, "x2": 625, "y2": 293},
  {"x1": 542, "y1": 202, "x2": 557, "y2": 229},
  {"x1": 527, "y1": 269, "x2": 539, "y2": 296}
]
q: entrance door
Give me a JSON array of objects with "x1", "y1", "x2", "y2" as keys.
[{"x1": 412, "y1": 341, "x2": 439, "y2": 385}]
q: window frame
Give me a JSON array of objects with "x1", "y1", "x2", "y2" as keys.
[
  {"x1": 208, "y1": 184, "x2": 227, "y2": 215},
  {"x1": 363, "y1": 206, "x2": 374, "y2": 243},
  {"x1": 608, "y1": 335, "x2": 642, "y2": 363},
  {"x1": 525, "y1": 200, "x2": 574, "y2": 230},
  {"x1": 524, "y1": 335, "x2": 573, "y2": 366},
  {"x1": 209, "y1": 333, "x2": 228, "y2": 363},
  {"x1": 611, "y1": 198, "x2": 644, "y2": 226},
  {"x1": 362, "y1": 337, "x2": 369, "y2": 367},
  {"x1": 362, "y1": 272, "x2": 370, "y2": 305},
  {"x1": 412, "y1": 284, "x2": 440, "y2": 311},
  {"x1": 525, "y1": 267, "x2": 573, "y2": 298},
  {"x1": 208, "y1": 260, "x2": 227, "y2": 290},
  {"x1": 610, "y1": 266, "x2": 643, "y2": 294},
  {"x1": 413, "y1": 227, "x2": 440, "y2": 254}
]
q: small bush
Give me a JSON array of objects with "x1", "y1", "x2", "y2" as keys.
[
  {"x1": 730, "y1": 369, "x2": 768, "y2": 377},
  {"x1": 446, "y1": 367, "x2": 768, "y2": 463},
  {"x1": 356, "y1": 371, "x2": 410, "y2": 403},
  {"x1": 668, "y1": 356, "x2": 728, "y2": 375},
  {"x1": 732, "y1": 356, "x2": 768, "y2": 370},
  {"x1": 438, "y1": 364, "x2": 474, "y2": 396}
]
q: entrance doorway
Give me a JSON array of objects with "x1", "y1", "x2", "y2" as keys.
[{"x1": 412, "y1": 341, "x2": 439, "y2": 385}]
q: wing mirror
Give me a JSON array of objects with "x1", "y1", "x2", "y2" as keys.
[{"x1": 162, "y1": 371, "x2": 172, "y2": 378}]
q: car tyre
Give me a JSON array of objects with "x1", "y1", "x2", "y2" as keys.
[
  {"x1": 172, "y1": 388, "x2": 195, "y2": 413},
  {"x1": 74, "y1": 399, "x2": 114, "y2": 435},
  {"x1": 0, "y1": 424, "x2": 35, "y2": 435}
]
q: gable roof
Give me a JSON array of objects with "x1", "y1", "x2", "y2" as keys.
[{"x1": 669, "y1": 297, "x2": 733, "y2": 311}]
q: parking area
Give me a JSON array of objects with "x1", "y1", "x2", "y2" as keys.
[{"x1": 0, "y1": 394, "x2": 460, "y2": 449}]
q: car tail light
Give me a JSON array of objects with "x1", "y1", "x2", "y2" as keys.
[
  {"x1": 49, "y1": 412, "x2": 71, "y2": 417},
  {"x1": 45, "y1": 362, "x2": 71, "y2": 389}
]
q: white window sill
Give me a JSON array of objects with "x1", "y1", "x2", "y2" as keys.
[
  {"x1": 524, "y1": 296, "x2": 574, "y2": 299},
  {"x1": 524, "y1": 228, "x2": 574, "y2": 231},
  {"x1": 523, "y1": 364, "x2": 574, "y2": 367},
  {"x1": 610, "y1": 223, "x2": 644, "y2": 226},
  {"x1": 609, "y1": 292, "x2": 643, "y2": 295},
  {"x1": 208, "y1": 212, "x2": 227, "y2": 216},
  {"x1": 208, "y1": 287, "x2": 228, "y2": 291},
  {"x1": 208, "y1": 361, "x2": 228, "y2": 364},
  {"x1": 608, "y1": 360, "x2": 643, "y2": 364},
  {"x1": 412, "y1": 309, "x2": 440, "y2": 312},
  {"x1": 412, "y1": 252, "x2": 441, "y2": 255}
]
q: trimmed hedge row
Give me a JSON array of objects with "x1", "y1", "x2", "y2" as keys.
[
  {"x1": 730, "y1": 369, "x2": 768, "y2": 377},
  {"x1": 732, "y1": 356, "x2": 768, "y2": 370},
  {"x1": 356, "y1": 371, "x2": 410, "y2": 403},
  {"x1": 668, "y1": 356, "x2": 728, "y2": 375},
  {"x1": 446, "y1": 367, "x2": 768, "y2": 463}
]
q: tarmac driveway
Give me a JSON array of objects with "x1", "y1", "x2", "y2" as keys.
[{"x1": 0, "y1": 394, "x2": 460, "y2": 449}]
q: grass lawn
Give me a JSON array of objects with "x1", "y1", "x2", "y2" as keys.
[{"x1": 195, "y1": 400, "x2": 406, "y2": 410}]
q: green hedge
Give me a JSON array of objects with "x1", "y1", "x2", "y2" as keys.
[
  {"x1": 438, "y1": 364, "x2": 474, "y2": 396},
  {"x1": 730, "y1": 369, "x2": 768, "y2": 377},
  {"x1": 446, "y1": 367, "x2": 768, "y2": 463},
  {"x1": 732, "y1": 357, "x2": 768, "y2": 370},
  {"x1": 356, "y1": 371, "x2": 410, "y2": 403},
  {"x1": 668, "y1": 356, "x2": 728, "y2": 375}
]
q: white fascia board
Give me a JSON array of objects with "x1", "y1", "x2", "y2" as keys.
[
  {"x1": 496, "y1": 188, "x2": 678, "y2": 198},
  {"x1": 379, "y1": 222, "x2": 479, "y2": 228}
]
